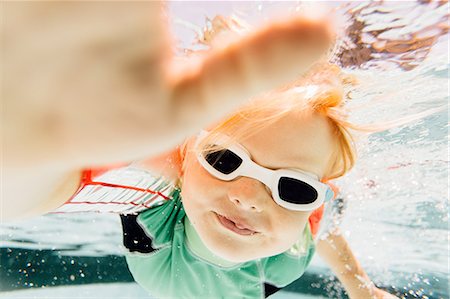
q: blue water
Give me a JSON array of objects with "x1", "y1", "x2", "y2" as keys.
[{"x1": 1, "y1": 1, "x2": 449, "y2": 298}]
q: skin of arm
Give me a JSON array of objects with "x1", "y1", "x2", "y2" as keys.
[
  {"x1": 2, "y1": 2, "x2": 333, "y2": 222},
  {"x1": 316, "y1": 229, "x2": 399, "y2": 299},
  {"x1": 2, "y1": 169, "x2": 83, "y2": 222},
  {"x1": 4, "y1": 2, "x2": 334, "y2": 168},
  {"x1": 2, "y1": 148, "x2": 182, "y2": 222}
]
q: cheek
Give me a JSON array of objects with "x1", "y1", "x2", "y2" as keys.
[
  {"x1": 180, "y1": 155, "x2": 224, "y2": 221},
  {"x1": 267, "y1": 210, "x2": 310, "y2": 250}
]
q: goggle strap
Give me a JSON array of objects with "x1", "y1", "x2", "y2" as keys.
[
  {"x1": 324, "y1": 187, "x2": 334, "y2": 203},
  {"x1": 323, "y1": 181, "x2": 339, "y2": 203}
]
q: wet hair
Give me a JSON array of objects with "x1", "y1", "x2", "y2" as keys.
[{"x1": 197, "y1": 62, "x2": 357, "y2": 181}]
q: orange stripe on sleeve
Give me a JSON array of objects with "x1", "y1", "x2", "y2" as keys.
[{"x1": 308, "y1": 182, "x2": 340, "y2": 239}]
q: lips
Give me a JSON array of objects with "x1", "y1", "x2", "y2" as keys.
[{"x1": 215, "y1": 213, "x2": 258, "y2": 236}]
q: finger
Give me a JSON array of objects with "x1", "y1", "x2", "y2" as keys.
[{"x1": 169, "y1": 17, "x2": 334, "y2": 130}]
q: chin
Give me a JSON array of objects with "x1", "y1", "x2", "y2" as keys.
[{"x1": 196, "y1": 214, "x2": 269, "y2": 263}]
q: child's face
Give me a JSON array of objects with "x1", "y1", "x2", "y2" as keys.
[{"x1": 181, "y1": 112, "x2": 336, "y2": 263}]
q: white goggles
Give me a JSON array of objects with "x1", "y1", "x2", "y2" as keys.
[{"x1": 195, "y1": 131, "x2": 333, "y2": 211}]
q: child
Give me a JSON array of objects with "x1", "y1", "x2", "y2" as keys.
[
  {"x1": 3, "y1": 3, "x2": 398, "y2": 298},
  {"x1": 52, "y1": 64, "x2": 398, "y2": 299}
]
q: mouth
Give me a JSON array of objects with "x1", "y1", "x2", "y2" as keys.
[{"x1": 214, "y1": 212, "x2": 259, "y2": 236}]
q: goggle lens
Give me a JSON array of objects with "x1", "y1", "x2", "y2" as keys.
[
  {"x1": 204, "y1": 148, "x2": 242, "y2": 175},
  {"x1": 278, "y1": 177, "x2": 318, "y2": 205}
]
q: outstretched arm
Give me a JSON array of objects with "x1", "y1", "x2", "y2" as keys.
[
  {"x1": 316, "y1": 230, "x2": 399, "y2": 299},
  {"x1": 4, "y1": 2, "x2": 333, "y2": 168},
  {"x1": 2, "y1": 2, "x2": 334, "y2": 221}
]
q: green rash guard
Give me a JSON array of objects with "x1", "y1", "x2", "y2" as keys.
[{"x1": 122, "y1": 188, "x2": 315, "y2": 299}]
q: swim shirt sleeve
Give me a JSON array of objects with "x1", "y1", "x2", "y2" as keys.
[
  {"x1": 313, "y1": 182, "x2": 345, "y2": 241},
  {"x1": 52, "y1": 165, "x2": 176, "y2": 214},
  {"x1": 309, "y1": 182, "x2": 341, "y2": 239},
  {"x1": 120, "y1": 191, "x2": 182, "y2": 254}
]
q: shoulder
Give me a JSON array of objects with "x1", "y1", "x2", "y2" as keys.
[
  {"x1": 121, "y1": 189, "x2": 184, "y2": 254},
  {"x1": 134, "y1": 190, "x2": 184, "y2": 246}
]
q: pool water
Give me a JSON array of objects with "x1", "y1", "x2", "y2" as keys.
[{"x1": 1, "y1": 2, "x2": 448, "y2": 299}]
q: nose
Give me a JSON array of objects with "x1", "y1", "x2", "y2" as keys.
[{"x1": 227, "y1": 177, "x2": 270, "y2": 212}]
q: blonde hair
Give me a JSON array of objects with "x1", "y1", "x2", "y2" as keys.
[{"x1": 194, "y1": 62, "x2": 357, "y2": 181}]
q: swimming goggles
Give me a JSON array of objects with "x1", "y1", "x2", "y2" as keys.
[{"x1": 195, "y1": 131, "x2": 334, "y2": 211}]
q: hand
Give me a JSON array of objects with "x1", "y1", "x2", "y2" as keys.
[
  {"x1": 372, "y1": 287, "x2": 400, "y2": 299},
  {"x1": 3, "y1": 1, "x2": 333, "y2": 169},
  {"x1": 316, "y1": 232, "x2": 400, "y2": 299},
  {"x1": 347, "y1": 284, "x2": 400, "y2": 299}
]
